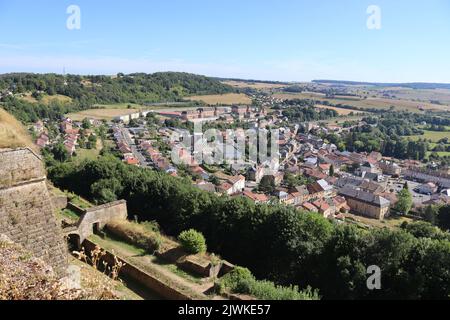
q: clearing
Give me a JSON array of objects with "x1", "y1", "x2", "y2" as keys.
[
  {"x1": 18, "y1": 92, "x2": 73, "y2": 105},
  {"x1": 315, "y1": 104, "x2": 361, "y2": 115},
  {"x1": 410, "y1": 130, "x2": 450, "y2": 142}
]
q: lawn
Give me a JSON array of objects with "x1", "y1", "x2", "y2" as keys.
[{"x1": 185, "y1": 93, "x2": 252, "y2": 105}]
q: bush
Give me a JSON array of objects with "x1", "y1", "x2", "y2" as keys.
[
  {"x1": 219, "y1": 266, "x2": 320, "y2": 300},
  {"x1": 178, "y1": 229, "x2": 207, "y2": 254}
]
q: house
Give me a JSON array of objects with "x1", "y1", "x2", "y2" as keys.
[
  {"x1": 312, "y1": 199, "x2": 334, "y2": 218},
  {"x1": 307, "y1": 179, "x2": 334, "y2": 199},
  {"x1": 274, "y1": 190, "x2": 290, "y2": 204},
  {"x1": 242, "y1": 190, "x2": 269, "y2": 204},
  {"x1": 414, "y1": 182, "x2": 438, "y2": 195},
  {"x1": 357, "y1": 162, "x2": 382, "y2": 176},
  {"x1": 339, "y1": 186, "x2": 391, "y2": 220},
  {"x1": 302, "y1": 202, "x2": 319, "y2": 213},
  {"x1": 333, "y1": 196, "x2": 350, "y2": 213},
  {"x1": 379, "y1": 160, "x2": 401, "y2": 176},
  {"x1": 215, "y1": 173, "x2": 246, "y2": 195},
  {"x1": 60, "y1": 118, "x2": 73, "y2": 133},
  {"x1": 217, "y1": 182, "x2": 234, "y2": 195},
  {"x1": 35, "y1": 133, "x2": 49, "y2": 148}
]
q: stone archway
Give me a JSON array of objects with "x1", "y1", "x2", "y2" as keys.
[{"x1": 67, "y1": 233, "x2": 81, "y2": 251}]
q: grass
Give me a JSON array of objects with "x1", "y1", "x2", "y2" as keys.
[
  {"x1": 0, "y1": 108, "x2": 35, "y2": 150},
  {"x1": 75, "y1": 148, "x2": 100, "y2": 161},
  {"x1": 150, "y1": 256, "x2": 204, "y2": 284},
  {"x1": 18, "y1": 93, "x2": 72, "y2": 105},
  {"x1": 344, "y1": 212, "x2": 415, "y2": 230},
  {"x1": 68, "y1": 194, "x2": 92, "y2": 209},
  {"x1": 59, "y1": 208, "x2": 80, "y2": 221},
  {"x1": 410, "y1": 130, "x2": 450, "y2": 142},
  {"x1": 315, "y1": 104, "x2": 362, "y2": 115},
  {"x1": 185, "y1": 93, "x2": 252, "y2": 105}
]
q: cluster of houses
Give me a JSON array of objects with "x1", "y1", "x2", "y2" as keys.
[{"x1": 31, "y1": 97, "x2": 449, "y2": 225}]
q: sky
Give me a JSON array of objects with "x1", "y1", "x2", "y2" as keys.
[{"x1": 1, "y1": 0, "x2": 450, "y2": 82}]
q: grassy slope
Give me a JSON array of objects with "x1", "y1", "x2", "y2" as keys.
[{"x1": 0, "y1": 108, "x2": 35, "y2": 150}]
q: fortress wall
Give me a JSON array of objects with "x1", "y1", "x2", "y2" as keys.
[{"x1": 0, "y1": 148, "x2": 67, "y2": 275}]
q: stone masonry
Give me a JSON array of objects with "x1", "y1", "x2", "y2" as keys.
[{"x1": 0, "y1": 148, "x2": 67, "y2": 275}]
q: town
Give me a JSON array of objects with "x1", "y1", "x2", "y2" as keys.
[{"x1": 31, "y1": 90, "x2": 450, "y2": 231}]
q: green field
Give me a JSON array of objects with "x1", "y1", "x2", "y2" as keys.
[{"x1": 410, "y1": 130, "x2": 450, "y2": 142}]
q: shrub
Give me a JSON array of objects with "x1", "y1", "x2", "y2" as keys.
[
  {"x1": 219, "y1": 266, "x2": 320, "y2": 300},
  {"x1": 178, "y1": 229, "x2": 207, "y2": 254},
  {"x1": 219, "y1": 266, "x2": 254, "y2": 292}
]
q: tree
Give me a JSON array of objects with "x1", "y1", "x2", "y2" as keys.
[
  {"x1": 51, "y1": 143, "x2": 69, "y2": 162},
  {"x1": 422, "y1": 205, "x2": 439, "y2": 225},
  {"x1": 259, "y1": 176, "x2": 276, "y2": 193},
  {"x1": 178, "y1": 229, "x2": 207, "y2": 254},
  {"x1": 437, "y1": 205, "x2": 450, "y2": 231},
  {"x1": 329, "y1": 165, "x2": 335, "y2": 177},
  {"x1": 86, "y1": 134, "x2": 97, "y2": 149},
  {"x1": 82, "y1": 118, "x2": 91, "y2": 129},
  {"x1": 395, "y1": 188, "x2": 413, "y2": 214}
]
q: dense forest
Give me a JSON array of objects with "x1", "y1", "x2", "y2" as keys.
[
  {"x1": 0, "y1": 72, "x2": 236, "y2": 122},
  {"x1": 47, "y1": 155, "x2": 450, "y2": 300}
]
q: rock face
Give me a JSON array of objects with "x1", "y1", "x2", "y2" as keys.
[{"x1": 0, "y1": 148, "x2": 67, "y2": 275}]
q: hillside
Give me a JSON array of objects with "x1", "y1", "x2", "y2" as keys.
[
  {"x1": 0, "y1": 72, "x2": 236, "y2": 106},
  {"x1": 0, "y1": 108, "x2": 34, "y2": 150}
]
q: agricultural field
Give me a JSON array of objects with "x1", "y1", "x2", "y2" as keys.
[
  {"x1": 315, "y1": 104, "x2": 361, "y2": 115},
  {"x1": 274, "y1": 92, "x2": 450, "y2": 113},
  {"x1": 222, "y1": 80, "x2": 289, "y2": 90},
  {"x1": 185, "y1": 93, "x2": 252, "y2": 105}
]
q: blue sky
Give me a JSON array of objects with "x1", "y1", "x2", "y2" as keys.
[{"x1": 1, "y1": 0, "x2": 450, "y2": 82}]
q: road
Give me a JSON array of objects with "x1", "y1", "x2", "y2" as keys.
[{"x1": 119, "y1": 126, "x2": 150, "y2": 168}]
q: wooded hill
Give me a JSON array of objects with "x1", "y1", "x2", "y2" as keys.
[
  {"x1": 0, "y1": 72, "x2": 236, "y2": 104},
  {"x1": 0, "y1": 72, "x2": 237, "y2": 122}
]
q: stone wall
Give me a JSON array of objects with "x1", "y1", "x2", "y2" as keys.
[
  {"x1": 77, "y1": 200, "x2": 128, "y2": 242},
  {"x1": 51, "y1": 195, "x2": 68, "y2": 211},
  {"x1": 83, "y1": 239, "x2": 193, "y2": 300},
  {"x1": 0, "y1": 148, "x2": 67, "y2": 275}
]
